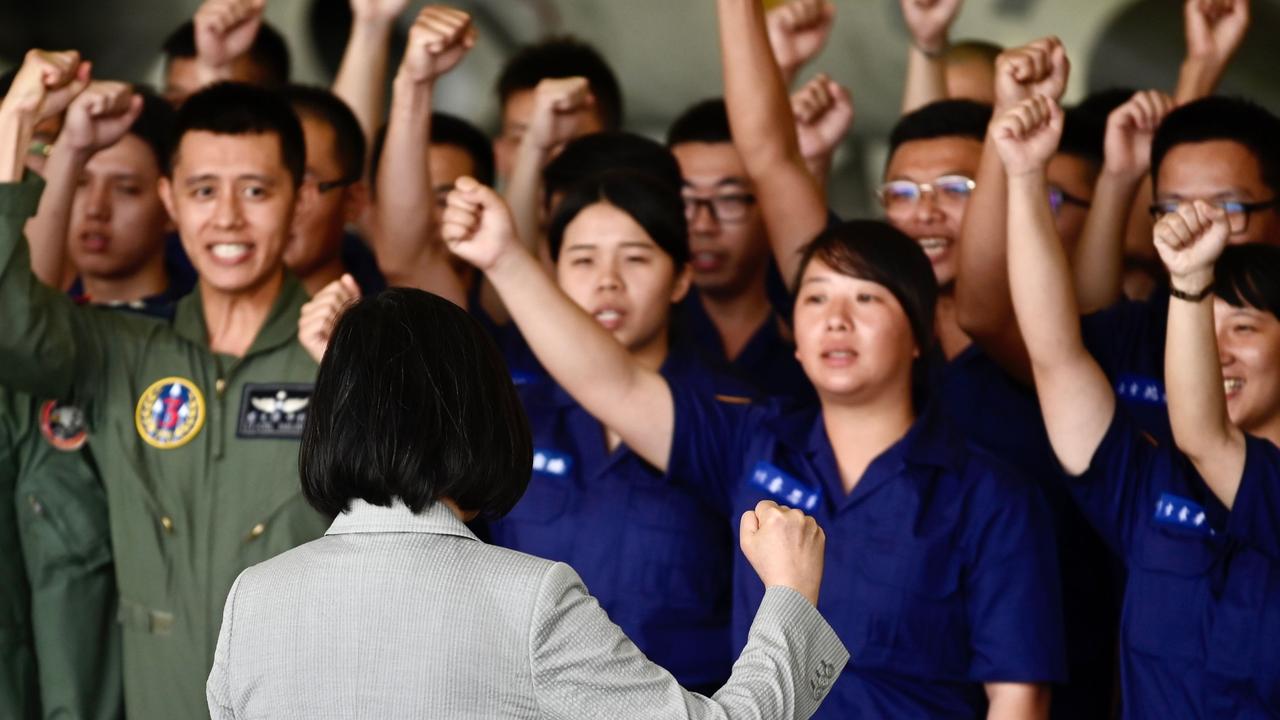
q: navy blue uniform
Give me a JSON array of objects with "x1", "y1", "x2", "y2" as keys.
[
  {"x1": 487, "y1": 352, "x2": 753, "y2": 691},
  {"x1": 669, "y1": 390, "x2": 1067, "y2": 718},
  {"x1": 1070, "y1": 409, "x2": 1280, "y2": 717},
  {"x1": 1082, "y1": 293, "x2": 1171, "y2": 441}
]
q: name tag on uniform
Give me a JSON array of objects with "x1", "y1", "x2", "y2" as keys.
[
  {"x1": 532, "y1": 449, "x2": 573, "y2": 477},
  {"x1": 750, "y1": 461, "x2": 821, "y2": 511},
  {"x1": 1116, "y1": 374, "x2": 1167, "y2": 406},
  {"x1": 237, "y1": 384, "x2": 312, "y2": 440},
  {"x1": 1154, "y1": 493, "x2": 1216, "y2": 536}
]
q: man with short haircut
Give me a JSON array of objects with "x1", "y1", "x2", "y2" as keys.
[
  {"x1": 0, "y1": 54, "x2": 328, "y2": 719},
  {"x1": 161, "y1": 0, "x2": 291, "y2": 105}
]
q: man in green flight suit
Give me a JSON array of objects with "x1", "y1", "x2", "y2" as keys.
[
  {"x1": 0, "y1": 399, "x2": 39, "y2": 719},
  {"x1": 0, "y1": 50, "x2": 331, "y2": 719}
]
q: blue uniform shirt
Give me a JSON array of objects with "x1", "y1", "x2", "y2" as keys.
[
  {"x1": 1070, "y1": 409, "x2": 1280, "y2": 718},
  {"x1": 668, "y1": 390, "x2": 1067, "y2": 719},
  {"x1": 486, "y1": 351, "x2": 753, "y2": 690},
  {"x1": 1082, "y1": 293, "x2": 1172, "y2": 442}
]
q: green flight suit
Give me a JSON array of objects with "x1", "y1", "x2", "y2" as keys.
[
  {"x1": 0, "y1": 392, "x2": 38, "y2": 720},
  {"x1": 0, "y1": 178, "x2": 332, "y2": 719}
]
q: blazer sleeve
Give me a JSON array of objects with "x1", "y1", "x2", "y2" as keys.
[
  {"x1": 527, "y1": 562, "x2": 848, "y2": 720},
  {"x1": 206, "y1": 573, "x2": 243, "y2": 720}
]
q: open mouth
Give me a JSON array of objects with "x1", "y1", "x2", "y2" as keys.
[
  {"x1": 209, "y1": 242, "x2": 252, "y2": 264},
  {"x1": 820, "y1": 349, "x2": 856, "y2": 366},
  {"x1": 593, "y1": 308, "x2": 625, "y2": 331},
  {"x1": 79, "y1": 232, "x2": 110, "y2": 252},
  {"x1": 1224, "y1": 377, "x2": 1245, "y2": 397},
  {"x1": 691, "y1": 251, "x2": 724, "y2": 273},
  {"x1": 916, "y1": 236, "x2": 951, "y2": 261}
]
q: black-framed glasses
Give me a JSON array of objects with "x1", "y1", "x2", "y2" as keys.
[
  {"x1": 1049, "y1": 186, "x2": 1091, "y2": 216},
  {"x1": 1148, "y1": 198, "x2": 1280, "y2": 235},
  {"x1": 683, "y1": 193, "x2": 757, "y2": 223},
  {"x1": 877, "y1": 175, "x2": 975, "y2": 214}
]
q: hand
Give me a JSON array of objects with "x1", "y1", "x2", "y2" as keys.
[
  {"x1": 792, "y1": 73, "x2": 854, "y2": 163},
  {"x1": 350, "y1": 0, "x2": 409, "y2": 25},
  {"x1": 0, "y1": 50, "x2": 91, "y2": 123},
  {"x1": 194, "y1": 0, "x2": 266, "y2": 69},
  {"x1": 767, "y1": 0, "x2": 836, "y2": 79},
  {"x1": 1104, "y1": 90, "x2": 1176, "y2": 182},
  {"x1": 1185, "y1": 0, "x2": 1250, "y2": 66},
  {"x1": 58, "y1": 82, "x2": 144, "y2": 156},
  {"x1": 994, "y1": 37, "x2": 1070, "y2": 112},
  {"x1": 740, "y1": 500, "x2": 825, "y2": 606},
  {"x1": 398, "y1": 6, "x2": 476, "y2": 84},
  {"x1": 992, "y1": 95, "x2": 1064, "y2": 178},
  {"x1": 298, "y1": 273, "x2": 361, "y2": 363},
  {"x1": 1153, "y1": 200, "x2": 1229, "y2": 288},
  {"x1": 524, "y1": 77, "x2": 596, "y2": 153},
  {"x1": 440, "y1": 176, "x2": 522, "y2": 272},
  {"x1": 899, "y1": 0, "x2": 963, "y2": 54}
]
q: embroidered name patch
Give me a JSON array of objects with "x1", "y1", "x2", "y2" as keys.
[
  {"x1": 1116, "y1": 374, "x2": 1167, "y2": 406},
  {"x1": 237, "y1": 384, "x2": 312, "y2": 439},
  {"x1": 750, "y1": 461, "x2": 821, "y2": 511},
  {"x1": 532, "y1": 449, "x2": 573, "y2": 477},
  {"x1": 1154, "y1": 493, "x2": 1216, "y2": 536},
  {"x1": 40, "y1": 399, "x2": 88, "y2": 451},
  {"x1": 135, "y1": 377, "x2": 205, "y2": 449}
]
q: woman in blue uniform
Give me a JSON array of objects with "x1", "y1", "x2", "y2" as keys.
[
  {"x1": 441, "y1": 176, "x2": 1066, "y2": 718},
  {"x1": 997, "y1": 94, "x2": 1280, "y2": 717}
]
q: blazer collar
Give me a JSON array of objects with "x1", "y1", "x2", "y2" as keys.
[{"x1": 325, "y1": 499, "x2": 478, "y2": 541}]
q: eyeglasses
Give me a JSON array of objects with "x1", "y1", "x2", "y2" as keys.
[
  {"x1": 877, "y1": 175, "x2": 975, "y2": 214},
  {"x1": 1148, "y1": 198, "x2": 1280, "y2": 235},
  {"x1": 1049, "y1": 186, "x2": 1091, "y2": 216},
  {"x1": 683, "y1": 193, "x2": 757, "y2": 223}
]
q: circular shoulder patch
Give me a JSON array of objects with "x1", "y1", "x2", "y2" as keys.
[
  {"x1": 39, "y1": 400, "x2": 88, "y2": 451},
  {"x1": 135, "y1": 377, "x2": 206, "y2": 450}
]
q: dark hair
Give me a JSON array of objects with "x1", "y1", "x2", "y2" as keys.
[
  {"x1": 888, "y1": 99, "x2": 991, "y2": 157},
  {"x1": 300, "y1": 288, "x2": 533, "y2": 518},
  {"x1": 161, "y1": 20, "x2": 291, "y2": 88},
  {"x1": 547, "y1": 169, "x2": 689, "y2": 267},
  {"x1": 284, "y1": 84, "x2": 366, "y2": 182},
  {"x1": 110, "y1": 87, "x2": 176, "y2": 175},
  {"x1": 367, "y1": 113, "x2": 496, "y2": 198},
  {"x1": 795, "y1": 220, "x2": 938, "y2": 353},
  {"x1": 543, "y1": 132, "x2": 682, "y2": 204},
  {"x1": 170, "y1": 82, "x2": 306, "y2": 187},
  {"x1": 667, "y1": 98, "x2": 732, "y2": 147},
  {"x1": 497, "y1": 36, "x2": 623, "y2": 131},
  {"x1": 1057, "y1": 106, "x2": 1105, "y2": 166},
  {"x1": 1214, "y1": 244, "x2": 1280, "y2": 317},
  {"x1": 1152, "y1": 97, "x2": 1280, "y2": 196}
]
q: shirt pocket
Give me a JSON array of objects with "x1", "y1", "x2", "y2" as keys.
[
  {"x1": 17, "y1": 461, "x2": 112, "y2": 575},
  {"x1": 490, "y1": 475, "x2": 574, "y2": 561},
  {"x1": 1125, "y1": 527, "x2": 1216, "y2": 662}
]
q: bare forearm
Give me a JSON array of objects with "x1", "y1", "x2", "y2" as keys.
[
  {"x1": 1008, "y1": 175, "x2": 1083, "y2": 366},
  {"x1": 956, "y1": 132, "x2": 1012, "y2": 336},
  {"x1": 1175, "y1": 58, "x2": 1224, "y2": 105},
  {"x1": 1073, "y1": 170, "x2": 1142, "y2": 314},
  {"x1": 374, "y1": 74, "x2": 436, "y2": 277},
  {"x1": 902, "y1": 45, "x2": 947, "y2": 114},
  {"x1": 985, "y1": 683, "x2": 1050, "y2": 720},
  {"x1": 24, "y1": 143, "x2": 89, "y2": 289},
  {"x1": 333, "y1": 18, "x2": 396, "y2": 148},
  {"x1": 0, "y1": 110, "x2": 34, "y2": 183}
]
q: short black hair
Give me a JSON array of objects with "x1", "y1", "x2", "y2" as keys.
[
  {"x1": 170, "y1": 82, "x2": 305, "y2": 187},
  {"x1": 667, "y1": 98, "x2": 732, "y2": 147},
  {"x1": 888, "y1": 99, "x2": 991, "y2": 158},
  {"x1": 284, "y1": 84, "x2": 366, "y2": 183},
  {"x1": 1058, "y1": 106, "x2": 1106, "y2": 167},
  {"x1": 300, "y1": 288, "x2": 532, "y2": 518},
  {"x1": 795, "y1": 220, "x2": 938, "y2": 354},
  {"x1": 547, "y1": 169, "x2": 689, "y2": 267},
  {"x1": 366, "y1": 113, "x2": 496, "y2": 198},
  {"x1": 161, "y1": 19, "x2": 291, "y2": 88},
  {"x1": 543, "y1": 132, "x2": 682, "y2": 205},
  {"x1": 497, "y1": 36, "x2": 623, "y2": 131},
  {"x1": 1152, "y1": 96, "x2": 1280, "y2": 197},
  {"x1": 1215, "y1": 244, "x2": 1280, "y2": 318},
  {"x1": 127, "y1": 87, "x2": 178, "y2": 175}
]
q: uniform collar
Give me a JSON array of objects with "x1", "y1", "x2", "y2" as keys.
[
  {"x1": 325, "y1": 499, "x2": 479, "y2": 541},
  {"x1": 770, "y1": 401, "x2": 965, "y2": 473},
  {"x1": 173, "y1": 271, "x2": 309, "y2": 354}
]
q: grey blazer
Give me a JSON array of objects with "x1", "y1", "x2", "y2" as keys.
[{"x1": 206, "y1": 500, "x2": 847, "y2": 719}]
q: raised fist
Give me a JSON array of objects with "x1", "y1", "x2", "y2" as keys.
[
  {"x1": 59, "y1": 82, "x2": 144, "y2": 156},
  {"x1": 440, "y1": 176, "x2": 522, "y2": 272},
  {"x1": 525, "y1": 77, "x2": 596, "y2": 153},
  {"x1": 994, "y1": 37, "x2": 1070, "y2": 112},
  {"x1": 740, "y1": 500, "x2": 825, "y2": 607},
  {"x1": 791, "y1": 73, "x2": 854, "y2": 165},
  {"x1": 899, "y1": 0, "x2": 963, "y2": 54},
  {"x1": 1, "y1": 49, "x2": 91, "y2": 123},
  {"x1": 195, "y1": 0, "x2": 266, "y2": 69},
  {"x1": 1185, "y1": 0, "x2": 1250, "y2": 66},
  {"x1": 1104, "y1": 90, "x2": 1176, "y2": 182},
  {"x1": 767, "y1": 0, "x2": 836, "y2": 80},
  {"x1": 992, "y1": 95, "x2": 1064, "y2": 178},
  {"x1": 399, "y1": 6, "x2": 476, "y2": 84},
  {"x1": 298, "y1": 273, "x2": 361, "y2": 363},
  {"x1": 1153, "y1": 200, "x2": 1230, "y2": 286}
]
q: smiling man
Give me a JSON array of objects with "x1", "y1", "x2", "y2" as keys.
[{"x1": 0, "y1": 59, "x2": 329, "y2": 720}]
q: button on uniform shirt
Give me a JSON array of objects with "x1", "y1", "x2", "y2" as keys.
[
  {"x1": 1071, "y1": 408, "x2": 1280, "y2": 718},
  {"x1": 668, "y1": 390, "x2": 1067, "y2": 718},
  {"x1": 0, "y1": 178, "x2": 331, "y2": 720},
  {"x1": 1083, "y1": 293, "x2": 1172, "y2": 441},
  {"x1": 487, "y1": 351, "x2": 752, "y2": 692}
]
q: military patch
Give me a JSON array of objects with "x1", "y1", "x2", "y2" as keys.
[
  {"x1": 237, "y1": 383, "x2": 312, "y2": 439},
  {"x1": 39, "y1": 399, "x2": 88, "y2": 451},
  {"x1": 135, "y1": 377, "x2": 206, "y2": 449},
  {"x1": 749, "y1": 461, "x2": 822, "y2": 512}
]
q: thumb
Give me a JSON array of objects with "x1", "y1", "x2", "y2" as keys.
[
  {"x1": 739, "y1": 510, "x2": 760, "y2": 547},
  {"x1": 340, "y1": 273, "x2": 361, "y2": 298}
]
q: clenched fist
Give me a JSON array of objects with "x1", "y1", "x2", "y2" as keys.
[{"x1": 740, "y1": 500, "x2": 825, "y2": 607}]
